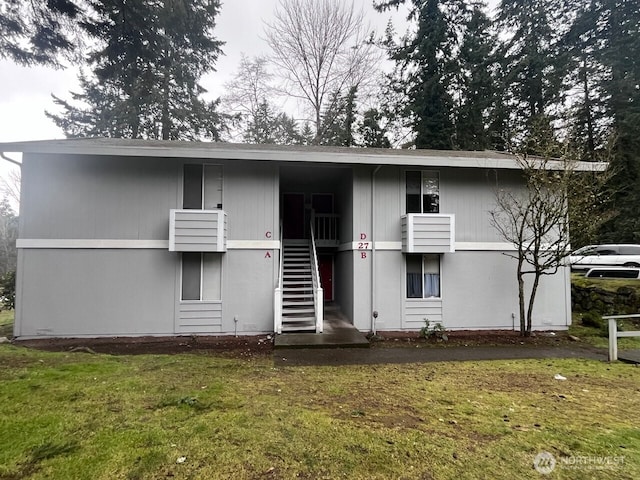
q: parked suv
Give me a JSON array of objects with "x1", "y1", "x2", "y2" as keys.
[{"x1": 570, "y1": 244, "x2": 640, "y2": 271}]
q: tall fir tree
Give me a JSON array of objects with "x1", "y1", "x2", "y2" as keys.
[
  {"x1": 244, "y1": 99, "x2": 303, "y2": 145},
  {"x1": 496, "y1": 0, "x2": 566, "y2": 153},
  {"x1": 593, "y1": 1, "x2": 640, "y2": 242},
  {"x1": 358, "y1": 109, "x2": 391, "y2": 148},
  {"x1": 47, "y1": 0, "x2": 224, "y2": 141},
  {"x1": 564, "y1": 1, "x2": 610, "y2": 162},
  {"x1": 453, "y1": 2, "x2": 499, "y2": 150},
  {"x1": 376, "y1": 0, "x2": 469, "y2": 149},
  {"x1": 318, "y1": 87, "x2": 358, "y2": 147}
]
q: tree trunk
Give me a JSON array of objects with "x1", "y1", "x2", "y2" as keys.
[
  {"x1": 517, "y1": 263, "x2": 526, "y2": 335},
  {"x1": 526, "y1": 272, "x2": 542, "y2": 336}
]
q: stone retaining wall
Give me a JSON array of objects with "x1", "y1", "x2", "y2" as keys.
[{"x1": 572, "y1": 284, "x2": 640, "y2": 315}]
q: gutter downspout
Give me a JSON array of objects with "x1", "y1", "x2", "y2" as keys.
[
  {"x1": 371, "y1": 165, "x2": 382, "y2": 335},
  {"x1": 1, "y1": 152, "x2": 22, "y2": 167}
]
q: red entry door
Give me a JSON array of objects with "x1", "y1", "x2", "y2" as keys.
[{"x1": 318, "y1": 255, "x2": 333, "y2": 301}]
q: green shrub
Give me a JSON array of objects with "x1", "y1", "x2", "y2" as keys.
[{"x1": 419, "y1": 319, "x2": 448, "y2": 341}]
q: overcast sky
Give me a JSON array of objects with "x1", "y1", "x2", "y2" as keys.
[{"x1": 0, "y1": 0, "x2": 497, "y2": 203}]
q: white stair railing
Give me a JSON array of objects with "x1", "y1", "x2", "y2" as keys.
[
  {"x1": 274, "y1": 224, "x2": 284, "y2": 334},
  {"x1": 309, "y1": 221, "x2": 324, "y2": 333},
  {"x1": 313, "y1": 213, "x2": 339, "y2": 244}
]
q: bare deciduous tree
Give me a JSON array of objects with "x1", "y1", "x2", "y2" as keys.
[
  {"x1": 489, "y1": 154, "x2": 609, "y2": 336},
  {"x1": 264, "y1": 0, "x2": 380, "y2": 141},
  {"x1": 223, "y1": 55, "x2": 274, "y2": 124},
  {"x1": 1, "y1": 168, "x2": 20, "y2": 209}
]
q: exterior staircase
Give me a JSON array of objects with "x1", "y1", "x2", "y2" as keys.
[{"x1": 280, "y1": 240, "x2": 317, "y2": 332}]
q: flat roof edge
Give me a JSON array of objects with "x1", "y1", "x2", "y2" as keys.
[{"x1": 0, "y1": 139, "x2": 608, "y2": 171}]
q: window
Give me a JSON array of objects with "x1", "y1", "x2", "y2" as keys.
[
  {"x1": 406, "y1": 254, "x2": 441, "y2": 298},
  {"x1": 181, "y1": 253, "x2": 222, "y2": 301},
  {"x1": 406, "y1": 170, "x2": 439, "y2": 214},
  {"x1": 183, "y1": 164, "x2": 223, "y2": 209},
  {"x1": 182, "y1": 252, "x2": 201, "y2": 300}
]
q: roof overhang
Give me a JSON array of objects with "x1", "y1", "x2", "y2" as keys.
[{"x1": 0, "y1": 138, "x2": 609, "y2": 172}]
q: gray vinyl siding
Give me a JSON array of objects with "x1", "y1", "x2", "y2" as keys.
[
  {"x1": 171, "y1": 210, "x2": 227, "y2": 252},
  {"x1": 177, "y1": 302, "x2": 223, "y2": 333},
  {"x1": 371, "y1": 251, "x2": 402, "y2": 331},
  {"x1": 352, "y1": 249, "x2": 372, "y2": 331},
  {"x1": 441, "y1": 168, "x2": 521, "y2": 243},
  {"x1": 334, "y1": 250, "x2": 354, "y2": 322},
  {"x1": 401, "y1": 214, "x2": 454, "y2": 253},
  {"x1": 15, "y1": 149, "x2": 570, "y2": 338},
  {"x1": 221, "y1": 250, "x2": 276, "y2": 333},
  {"x1": 372, "y1": 166, "x2": 401, "y2": 242},
  {"x1": 21, "y1": 153, "x2": 178, "y2": 240},
  {"x1": 403, "y1": 300, "x2": 443, "y2": 329},
  {"x1": 16, "y1": 249, "x2": 176, "y2": 337},
  {"x1": 352, "y1": 166, "x2": 372, "y2": 243},
  {"x1": 224, "y1": 161, "x2": 278, "y2": 241},
  {"x1": 441, "y1": 251, "x2": 570, "y2": 330}
]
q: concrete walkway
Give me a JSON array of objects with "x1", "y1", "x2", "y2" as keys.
[
  {"x1": 274, "y1": 308, "x2": 369, "y2": 349},
  {"x1": 619, "y1": 350, "x2": 640, "y2": 364},
  {"x1": 274, "y1": 344, "x2": 608, "y2": 367}
]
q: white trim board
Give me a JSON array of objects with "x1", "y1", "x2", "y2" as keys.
[
  {"x1": 17, "y1": 238, "x2": 516, "y2": 251},
  {"x1": 17, "y1": 238, "x2": 281, "y2": 250},
  {"x1": 337, "y1": 241, "x2": 515, "y2": 252},
  {"x1": 16, "y1": 239, "x2": 170, "y2": 249}
]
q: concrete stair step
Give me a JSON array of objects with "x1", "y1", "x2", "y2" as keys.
[
  {"x1": 283, "y1": 301, "x2": 314, "y2": 307},
  {"x1": 281, "y1": 326, "x2": 316, "y2": 333},
  {"x1": 282, "y1": 307, "x2": 315, "y2": 314},
  {"x1": 282, "y1": 316, "x2": 316, "y2": 323}
]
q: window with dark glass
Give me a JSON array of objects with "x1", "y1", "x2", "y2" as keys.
[
  {"x1": 406, "y1": 171, "x2": 439, "y2": 213},
  {"x1": 406, "y1": 254, "x2": 441, "y2": 298},
  {"x1": 183, "y1": 164, "x2": 222, "y2": 209},
  {"x1": 182, "y1": 252, "x2": 201, "y2": 300},
  {"x1": 183, "y1": 165, "x2": 203, "y2": 209}
]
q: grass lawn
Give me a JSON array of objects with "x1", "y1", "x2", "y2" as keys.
[{"x1": 0, "y1": 346, "x2": 638, "y2": 479}]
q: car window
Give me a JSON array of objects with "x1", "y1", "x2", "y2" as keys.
[
  {"x1": 619, "y1": 246, "x2": 640, "y2": 255},
  {"x1": 595, "y1": 247, "x2": 617, "y2": 255},
  {"x1": 574, "y1": 247, "x2": 596, "y2": 255},
  {"x1": 586, "y1": 268, "x2": 640, "y2": 279}
]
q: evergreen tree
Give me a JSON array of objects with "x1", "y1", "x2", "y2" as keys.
[
  {"x1": 47, "y1": 0, "x2": 225, "y2": 141},
  {"x1": 594, "y1": 1, "x2": 640, "y2": 242},
  {"x1": 454, "y1": 2, "x2": 498, "y2": 150},
  {"x1": 318, "y1": 87, "x2": 358, "y2": 147},
  {"x1": 376, "y1": 0, "x2": 469, "y2": 149},
  {"x1": 0, "y1": 0, "x2": 83, "y2": 66},
  {"x1": 358, "y1": 109, "x2": 391, "y2": 148},
  {"x1": 244, "y1": 99, "x2": 303, "y2": 145},
  {"x1": 563, "y1": 1, "x2": 610, "y2": 162},
  {"x1": 496, "y1": 0, "x2": 566, "y2": 153}
]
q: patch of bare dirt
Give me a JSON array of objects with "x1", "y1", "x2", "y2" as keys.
[
  {"x1": 13, "y1": 329, "x2": 585, "y2": 357},
  {"x1": 15, "y1": 335, "x2": 274, "y2": 357},
  {"x1": 372, "y1": 330, "x2": 577, "y2": 348}
]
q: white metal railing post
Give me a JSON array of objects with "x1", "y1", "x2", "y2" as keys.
[
  {"x1": 316, "y1": 287, "x2": 324, "y2": 333},
  {"x1": 274, "y1": 223, "x2": 284, "y2": 334},
  {"x1": 309, "y1": 221, "x2": 323, "y2": 333},
  {"x1": 608, "y1": 318, "x2": 617, "y2": 362}
]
